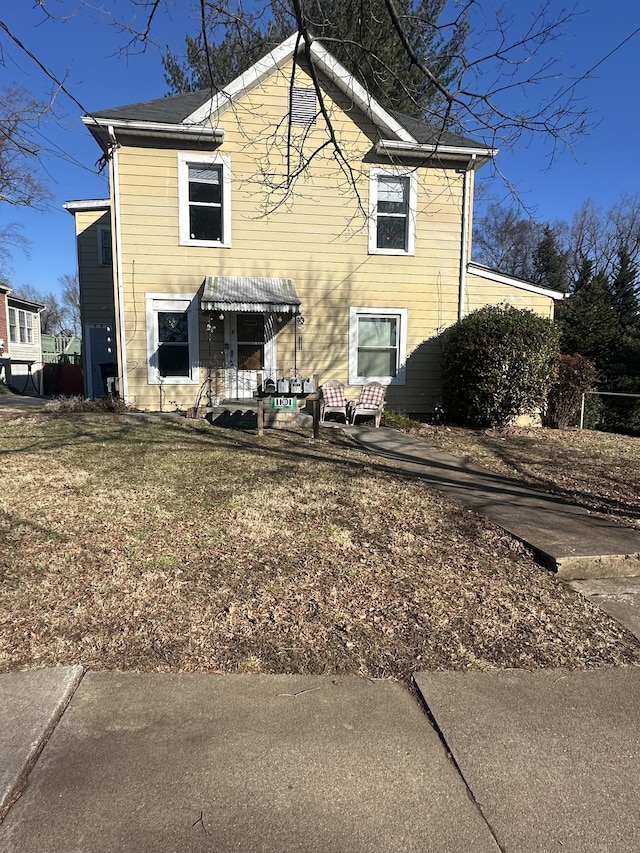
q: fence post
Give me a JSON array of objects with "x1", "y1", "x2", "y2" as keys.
[
  {"x1": 580, "y1": 393, "x2": 586, "y2": 430},
  {"x1": 257, "y1": 397, "x2": 264, "y2": 436}
]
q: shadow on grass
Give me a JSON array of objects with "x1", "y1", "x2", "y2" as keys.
[{"x1": 2, "y1": 411, "x2": 639, "y2": 532}]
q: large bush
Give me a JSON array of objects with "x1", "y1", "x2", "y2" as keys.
[
  {"x1": 542, "y1": 353, "x2": 597, "y2": 429},
  {"x1": 441, "y1": 304, "x2": 559, "y2": 428}
]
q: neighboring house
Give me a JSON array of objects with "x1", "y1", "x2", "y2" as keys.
[
  {"x1": 66, "y1": 35, "x2": 563, "y2": 414},
  {"x1": 0, "y1": 284, "x2": 45, "y2": 395}
]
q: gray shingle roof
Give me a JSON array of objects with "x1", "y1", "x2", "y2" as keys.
[
  {"x1": 87, "y1": 55, "x2": 488, "y2": 150},
  {"x1": 389, "y1": 110, "x2": 488, "y2": 149},
  {"x1": 90, "y1": 89, "x2": 213, "y2": 123}
]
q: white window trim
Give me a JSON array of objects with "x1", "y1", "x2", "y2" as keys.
[
  {"x1": 178, "y1": 153, "x2": 232, "y2": 248},
  {"x1": 97, "y1": 225, "x2": 112, "y2": 266},
  {"x1": 368, "y1": 167, "x2": 417, "y2": 256},
  {"x1": 9, "y1": 307, "x2": 34, "y2": 345},
  {"x1": 348, "y1": 306, "x2": 408, "y2": 385},
  {"x1": 145, "y1": 293, "x2": 199, "y2": 385}
]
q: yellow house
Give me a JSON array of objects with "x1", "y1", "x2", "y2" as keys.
[{"x1": 66, "y1": 35, "x2": 563, "y2": 415}]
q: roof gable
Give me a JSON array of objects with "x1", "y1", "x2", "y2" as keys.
[
  {"x1": 83, "y1": 35, "x2": 494, "y2": 161},
  {"x1": 186, "y1": 34, "x2": 415, "y2": 144}
]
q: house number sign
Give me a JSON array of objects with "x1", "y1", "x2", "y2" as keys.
[{"x1": 270, "y1": 397, "x2": 298, "y2": 409}]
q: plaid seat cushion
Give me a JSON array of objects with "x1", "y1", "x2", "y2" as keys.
[
  {"x1": 357, "y1": 383, "x2": 385, "y2": 409},
  {"x1": 322, "y1": 384, "x2": 346, "y2": 406}
]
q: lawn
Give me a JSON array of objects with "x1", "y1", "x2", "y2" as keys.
[{"x1": 2, "y1": 410, "x2": 639, "y2": 677}]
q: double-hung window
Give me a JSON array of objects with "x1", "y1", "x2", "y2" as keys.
[
  {"x1": 178, "y1": 154, "x2": 231, "y2": 247},
  {"x1": 8, "y1": 308, "x2": 17, "y2": 344},
  {"x1": 349, "y1": 307, "x2": 407, "y2": 385},
  {"x1": 8, "y1": 308, "x2": 33, "y2": 345},
  {"x1": 368, "y1": 168, "x2": 417, "y2": 255},
  {"x1": 146, "y1": 295, "x2": 198, "y2": 384}
]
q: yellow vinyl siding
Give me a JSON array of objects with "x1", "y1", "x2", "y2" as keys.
[
  {"x1": 465, "y1": 273, "x2": 556, "y2": 320},
  {"x1": 75, "y1": 209, "x2": 115, "y2": 327}
]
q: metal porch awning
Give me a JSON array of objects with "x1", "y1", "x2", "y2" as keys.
[{"x1": 201, "y1": 276, "x2": 301, "y2": 314}]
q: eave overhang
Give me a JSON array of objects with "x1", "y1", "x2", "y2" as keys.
[
  {"x1": 375, "y1": 139, "x2": 497, "y2": 167},
  {"x1": 81, "y1": 116, "x2": 225, "y2": 152},
  {"x1": 63, "y1": 198, "x2": 111, "y2": 216},
  {"x1": 8, "y1": 295, "x2": 46, "y2": 312}
]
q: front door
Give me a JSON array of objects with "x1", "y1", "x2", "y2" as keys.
[{"x1": 225, "y1": 313, "x2": 275, "y2": 399}]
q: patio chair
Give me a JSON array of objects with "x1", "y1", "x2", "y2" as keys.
[
  {"x1": 350, "y1": 382, "x2": 386, "y2": 427},
  {"x1": 320, "y1": 380, "x2": 349, "y2": 423}
]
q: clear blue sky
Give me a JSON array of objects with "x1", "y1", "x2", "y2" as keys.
[{"x1": 1, "y1": 1, "x2": 639, "y2": 299}]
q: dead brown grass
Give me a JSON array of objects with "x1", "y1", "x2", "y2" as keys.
[{"x1": 1, "y1": 412, "x2": 638, "y2": 677}]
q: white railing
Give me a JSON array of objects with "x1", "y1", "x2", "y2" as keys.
[{"x1": 580, "y1": 390, "x2": 640, "y2": 429}]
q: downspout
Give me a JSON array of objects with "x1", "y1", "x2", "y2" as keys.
[
  {"x1": 108, "y1": 125, "x2": 129, "y2": 404},
  {"x1": 458, "y1": 154, "x2": 476, "y2": 321}
]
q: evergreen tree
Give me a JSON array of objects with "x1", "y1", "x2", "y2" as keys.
[
  {"x1": 162, "y1": 11, "x2": 293, "y2": 95},
  {"x1": 605, "y1": 246, "x2": 640, "y2": 398},
  {"x1": 306, "y1": 0, "x2": 469, "y2": 116},
  {"x1": 162, "y1": 0, "x2": 469, "y2": 118},
  {"x1": 532, "y1": 225, "x2": 569, "y2": 292},
  {"x1": 609, "y1": 245, "x2": 640, "y2": 335},
  {"x1": 558, "y1": 271, "x2": 620, "y2": 381},
  {"x1": 572, "y1": 257, "x2": 594, "y2": 294}
]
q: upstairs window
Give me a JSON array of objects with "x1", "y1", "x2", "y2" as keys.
[
  {"x1": 188, "y1": 165, "x2": 222, "y2": 240},
  {"x1": 368, "y1": 169, "x2": 416, "y2": 256},
  {"x1": 9, "y1": 308, "x2": 34, "y2": 344},
  {"x1": 178, "y1": 154, "x2": 231, "y2": 247}
]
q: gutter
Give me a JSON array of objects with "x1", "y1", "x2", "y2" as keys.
[
  {"x1": 459, "y1": 155, "x2": 476, "y2": 320},
  {"x1": 375, "y1": 139, "x2": 496, "y2": 166},
  {"x1": 64, "y1": 199, "x2": 111, "y2": 215},
  {"x1": 109, "y1": 125, "x2": 129, "y2": 404}
]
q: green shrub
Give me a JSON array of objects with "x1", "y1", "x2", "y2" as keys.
[
  {"x1": 441, "y1": 304, "x2": 559, "y2": 428},
  {"x1": 543, "y1": 353, "x2": 597, "y2": 429},
  {"x1": 382, "y1": 411, "x2": 422, "y2": 431}
]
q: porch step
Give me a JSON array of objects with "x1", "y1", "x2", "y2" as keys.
[{"x1": 205, "y1": 405, "x2": 312, "y2": 430}]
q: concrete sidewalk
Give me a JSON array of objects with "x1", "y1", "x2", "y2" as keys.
[
  {"x1": 2, "y1": 667, "x2": 640, "y2": 852},
  {"x1": 347, "y1": 425, "x2": 640, "y2": 580}
]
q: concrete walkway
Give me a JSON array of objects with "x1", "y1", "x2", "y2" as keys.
[
  {"x1": 0, "y1": 392, "x2": 48, "y2": 415},
  {"x1": 2, "y1": 667, "x2": 640, "y2": 851}
]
